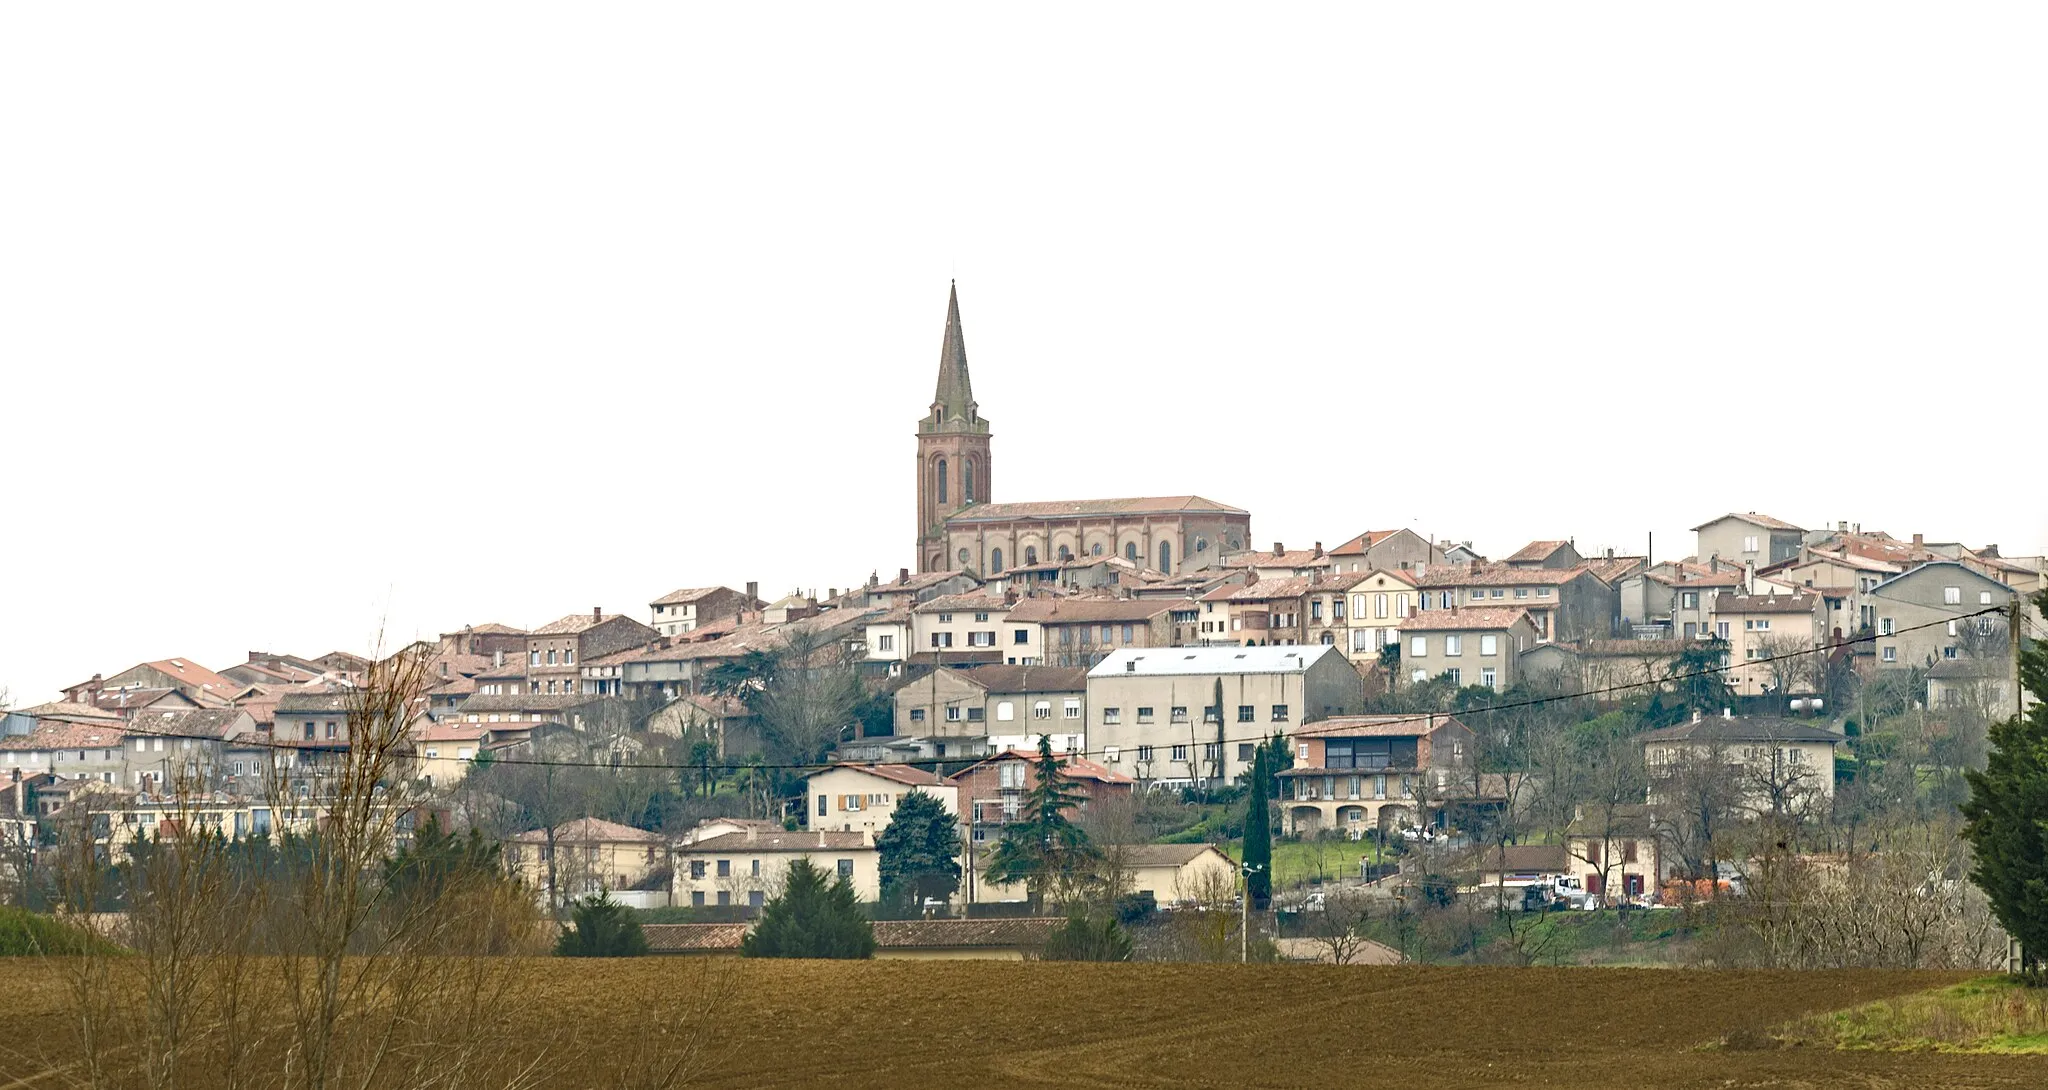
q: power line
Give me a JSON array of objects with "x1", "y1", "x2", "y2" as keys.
[{"x1": 95, "y1": 606, "x2": 2005, "y2": 776}]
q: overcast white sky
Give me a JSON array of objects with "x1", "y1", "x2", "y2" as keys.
[{"x1": 3, "y1": 4, "x2": 2043, "y2": 704}]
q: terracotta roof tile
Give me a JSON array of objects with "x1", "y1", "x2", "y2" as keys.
[
  {"x1": 510, "y1": 818, "x2": 665, "y2": 845},
  {"x1": 681, "y1": 830, "x2": 872, "y2": 852},
  {"x1": 650, "y1": 587, "x2": 732, "y2": 607},
  {"x1": 1396, "y1": 607, "x2": 1533, "y2": 631},
  {"x1": 1711, "y1": 593, "x2": 1820, "y2": 615},
  {"x1": 1691, "y1": 512, "x2": 1803, "y2": 533},
  {"x1": 943, "y1": 496, "x2": 1246, "y2": 522},
  {"x1": 1505, "y1": 540, "x2": 1572, "y2": 564},
  {"x1": 1005, "y1": 598, "x2": 1176, "y2": 624}
]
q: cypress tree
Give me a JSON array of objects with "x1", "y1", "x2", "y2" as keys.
[
  {"x1": 1243, "y1": 745, "x2": 1272, "y2": 909},
  {"x1": 1961, "y1": 591, "x2": 2048, "y2": 973}
]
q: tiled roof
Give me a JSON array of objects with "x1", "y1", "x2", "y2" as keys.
[
  {"x1": 1478, "y1": 844, "x2": 1570, "y2": 873},
  {"x1": 1211, "y1": 576, "x2": 1328, "y2": 603},
  {"x1": 680, "y1": 830, "x2": 872, "y2": 853},
  {"x1": 870, "y1": 570, "x2": 976, "y2": 593},
  {"x1": 128, "y1": 708, "x2": 248, "y2": 740},
  {"x1": 452, "y1": 623, "x2": 526, "y2": 636},
  {"x1": 91, "y1": 687, "x2": 196, "y2": 711},
  {"x1": 913, "y1": 592, "x2": 1010, "y2": 615},
  {"x1": 871, "y1": 917, "x2": 1063, "y2": 949},
  {"x1": 1334, "y1": 569, "x2": 1419, "y2": 590},
  {"x1": 941, "y1": 665, "x2": 1087, "y2": 695},
  {"x1": 1416, "y1": 564, "x2": 1586, "y2": 588},
  {"x1": 143, "y1": 658, "x2": 239, "y2": 696},
  {"x1": 412, "y1": 722, "x2": 492, "y2": 743},
  {"x1": 1123, "y1": 844, "x2": 1227, "y2": 867},
  {"x1": 651, "y1": 587, "x2": 730, "y2": 607},
  {"x1": 1088, "y1": 645, "x2": 1342, "y2": 677},
  {"x1": 1639, "y1": 716, "x2": 1840, "y2": 745},
  {"x1": 1293, "y1": 714, "x2": 1466, "y2": 739},
  {"x1": 1396, "y1": 607, "x2": 1533, "y2": 632},
  {"x1": 1710, "y1": 593, "x2": 1819, "y2": 615},
  {"x1": 943, "y1": 496, "x2": 1246, "y2": 522},
  {"x1": 615, "y1": 608, "x2": 879, "y2": 665},
  {"x1": 1505, "y1": 540, "x2": 1572, "y2": 564},
  {"x1": 453, "y1": 693, "x2": 585, "y2": 713},
  {"x1": 951, "y1": 750, "x2": 1133, "y2": 785},
  {"x1": 1006, "y1": 597, "x2": 1176, "y2": 624},
  {"x1": 1583, "y1": 557, "x2": 1647, "y2": 584},
  {"x1": 0, "y1": 722, "x2": 128, "y2": 750},
  {"x1": 1229, "y1": 549, "x2": 1334, "y2": 569},
  {"x1": 532, "y1": 612, "x2": 605, "y2": 636},
  {"x1": 276, "y1": 692, "x2": 354, "y2": 714},
  {"x1": 820, "y1": 762, "x2": 950, "y2": 788},
  {"x1": 643, "y1": 923, "x2": 748, "y2": 953},
  {"x1": 475, "y1": 660, "x2": 526, "y2": 681},
  {"x1": 1330, "y1": 529, "x2": 1406, "y2": 555},
  {"x1": 1644, "y1": 566, "x2": 1745, "y2": 588},
  {"x1": 1692, "y1": 512, "x2": 1803, "y2": 533},
  {"x1": 16, "y1": 701, "x2": 124, "y2": 723},
  {"x1": 509, "y1": 818, "x2": 666, "y2": 845}
]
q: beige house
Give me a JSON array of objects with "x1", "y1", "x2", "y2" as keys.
[
  {"x1": 647, "y1": 586, "x2": 752, "y2": 638},
  {"x1": 1708, "y1": 592, "x2": 1825, "y2": 696},
  {"x1": 1565, "y1": 818, "x2": 1666, "y2": 906},
  {"x1": 805, "y1": 763, "x2": 958, "y2": 835},
  {"x1": 1866, "y1": 560, "x2": 2017, "y2": 671},
  {"x1": 1277, "y1": 714, "x2": 1478, "y2": 836},
  {"x1": 1641, "y1": 714, "x2": 1840, "y2": 819},
  {"x1": 1337, "y1": 569, "x2": 1420, "y2": 662},
  {"x1": 1692, "y1": 512, "x2": 1805, "y2": 569},
  {"x1": 910, "y1": 592, "x2": 1014, "y2": 663},
  {"x1": 1085, "y1": 645, "x2": 1361, "y2": 789},
  {"x1": 1395, "y1": 608, "x2": 1541, "y2": 691},
  {"x1": 674, "y1": 829, "x2": 880, "y2": 907},
  {"x1": 505, "y1": 817, "x2": 670, "y2": 905},
  {"x1": 1006, "y1": 596, "x2": 1180, "y2": 669},
  {"x1": 1415, "y1": 563, "x2": 1618, "y2": 643},
  {"x1": 971, "y1": 843, "x2": 1238, "y2": 907},
  {"x1": 1326, "y1": 528, "x2": 1445, "y2": 576},
  {"x1": 410, "y1": 721, "x2": 491, "y2": 789},
  {"x1": 893, "y1": 665, "x2": 1087, "y2": 739}
]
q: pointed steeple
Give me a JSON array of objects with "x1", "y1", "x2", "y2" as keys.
[{"x1": 930, "y1": 280, "x2": 980, "y2": 429}]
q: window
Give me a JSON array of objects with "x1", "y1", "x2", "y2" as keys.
[
  {"x1": 546, "y1": 649, "x2": 556, "y2": 665},
  {"x1": 1136, "y1": 745, "x2": 1154, "y2": 762},
  {"x1": 996, "y1": 701, "x2": 1014, "y2": 722},
  {"x1": 1715, "y1": 622, "x2": 1730, "y2": 640},
  {"x1": 1032, "y1": 701, "x2": 1050, "y2": 719},
  {"x1": 1170, "y1": 706, "x2": 1188, "y2": 723},
  {"x1": 749, "y1": 890, "x2": 765, "y2": 908},
  {"x1": 716, "y1": 859, "x2": 730, "y2": 878},
  {"x1": 1102, "y1": 707, "x2": 1121, "y2": 725},
  {"x1": 1013, "y1": 629, "x2": 1030, "y2": 644},
  {"x1": 1981, "y1": 590, "x2": 1994, "y2": 605},
  {"x1": 1411, "y1": 669, "x2": 1427, "y2": 683},
  {"x1": 1234, "y1": 705, "x2": 1253, "y2": 723},
  {"x1": 1444, "y1": 635, "x2": 1462, "y2": 656},
  {"x1": 938, "y1": 612, "x2": 954, "y2": 624},
  {"x1": 1681, "y1": 591, "x2": 1698, "y2": 610},
  {"x1": 1443, "y1": 668, "x2": 1461, "y2": 686},
  {"x1": 1410, "y1": 636, "x2": 1427, "y2": 658},
  {"x1": 1063, "y1": 700, "x2": 1081, "y2": 719},
  {"x1": 936, "y1": 457, "x2": 948, "y2": 503},
  {"x1": 1170, "y1": 744, "x2": 1189, "y2": 762},
  {"x1": 946, "y1": 706, "x2": 962, "y2": 722},
  {"x1": 931, "y1": 632, "x2": 954, "y2": 648},
  {"x1": 1099, "y1": 624, "x2": 1114, "y2": 644},
  {"x1": 1479, "y1": 634, "x2": 1498, "y2": 656},
  {"x1": 1536, "y1": 587, "x2": 1550, "y2": 598},
  {"x1": 1471, "y1": 589, "x2": 1486, "y2": 602},
  {"x1": 1311, "y1": 600, "x2": 1323, "y2": 621},
  {"x1": 966, "y1": 707, "x2": 985, "y2": 722},
  {"x1": 1481, "y1": 667, "x2": 1497, "y2": 688},
  {"x1": 716, "y1": 890, "x2": 730, "y2": 906},
  {"x1": 1059, "y1": 628, "x2": 1073, "y2": 646},
  {"x1": 817, "y1": 796, "x2": 828, "y2": 818},
  {"x1": 841, "y1": 794, "x2": 863, "y2": 812},
  {"x1": 1203, "y1": 742, "x2": 1221, "y2": 762},
  {"x1": 1238, "y1": 743, "x2": 1256, "y2": 762},
  {"x1": 1943, "y1": 586, "x2": 1961, "y2": 605},
  {"x1": 1136, "y1": 706, "x2": 1154, "y2": 723},
  {"x1": 1126, "y1": 542, "x2": 1139, "y2": 562},
  {"x1": 1025, "y1": 546, "x2": 1038, "y2": 565},
  {"x1": 691, "y1": 891, "x2": 706, "y2": 907},
  {"x1": 1122, "y1": 623, "x2": 1135, "y2": 643},
  {"x1": 1742, "y1": 535, "x2": 1759, "y2": 553},
  {"x1": 325, "y1": 721, "x2": 338, "y2": 740},
  {"x1": 964, "y1": 458, "x2": 975, "y2": 503},
  {"x1": 1879, "y1": 617, "x2": 1894, "y2": 636},
  {"x1": 1490, "y1": 589, "x2": 1504, "y2": 599},
  {"x1": 1271, "y1": 704, "x2": 1289, "y2": 722},
  {"x1": 1103, "y1": 746, "x2": 1120, "y2": 763},
  {"x1": 909, "y1": 708, "x2": 926, "y2": 723},
  {"x1": 1514, "y1": 588, "x2": 1528, "y2": 598},
  {"x1": 877, "y1": 634, "x2": 894, "y2": 652},
  {"x1": 969, "y1": 631, "x2": 995, "y2": 647},
  {"x1": 1882, "y1": 646, "x2": 1897, "y2": 663}
]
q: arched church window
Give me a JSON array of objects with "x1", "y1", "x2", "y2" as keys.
[
  {"x1": 1058, "y1": 545, "x2": 1072, "y2": 561},
  {"x1": 1124, "y1": 542, "x2": 1138, "y2": 562},
  {"x1": 964, "y1": 458, "x2": 976, "y2": 504},
  {"x1": 1194, "y1": 535, "x2": 1208, "y2": 553},
  {"x1": 1158, "y1": 541, "x2": 1172, "y2": 573},
  {"x1": 1025, "y1": 546, "x2": 1038, "y2": 565},
  {"x1": 990, "y1": 547, "x2": 1004, "y2": 573},
  {"x1": 936, "y1": 458, "x2": 948, "y2": 504},
  {"x1": 1091, "y1": 543, "x2": 1103, "y2": 557}
]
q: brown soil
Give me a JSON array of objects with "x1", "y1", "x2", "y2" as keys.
[{"x1": 2, "y1": 960, "x2": 2039, "y2": 1089}]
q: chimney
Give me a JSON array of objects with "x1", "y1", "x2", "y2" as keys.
[
  {"x1": 1691, "y1": 709, "x2": 1702, "y2": 724},
  {"x1": 1744, "y1": 560, "x2": 1756, "y2": 593},
  {"x1": 593, "y1": 606, "x2": 603, "y2": 623},
  {"x1": 1273, "y1": 542, "x2": 1285, "y2": 556},
  {"x1": 494, "y1": 649, "x2": 504, "y2": 668},
  {"x1": 1722, "y1": 707, "x2": 1733, "y2": 719},
  {"x1": 1605, "y1": 547, "x2": 1614, "y2": 559},
  {"x1": 746, "y1": 825, "x2": 757, "y2": 843},
  {"x1": 818, "y1": 830, "x2": 829, "y2": 848},
  {"x1": 828, "y1": 588, "x2": 837, "y2": 600},
  {"x1": 1312, "y1": 542, "x2": 1324, "y2": 559},
  {"x1": 1911, "y1": 533, "x2": 1923, "y2": 548},
  {"x1": 1838, "y1": 520, "x2": 1848, "y2": 533},
  {"x1": 898, "y1": 568, "x2": 910, "y2": 586}
]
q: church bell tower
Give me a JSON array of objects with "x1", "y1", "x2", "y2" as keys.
[{"x1": 916, "y1": 282, "x2": 992, "y2": 571}]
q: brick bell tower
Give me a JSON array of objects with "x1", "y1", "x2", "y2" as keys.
[{"x1": 916, "y1": 281, "x2": 992, "y2": 572}]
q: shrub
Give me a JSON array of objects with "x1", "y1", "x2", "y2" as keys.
[
  {"x1": 742, "y1": 858, "x2": 875, "y2": 959},
  {"x1": 556, "y1": 891, "x2": 651, "y2": 957},
  {"x1": 0, "y1": 907, "x2": 119, "y2": 956},
  {"x1": 1042, "y1": 911, "x2": 1133, "y2": 962}
]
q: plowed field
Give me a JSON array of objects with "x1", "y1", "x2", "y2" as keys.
[{"x1": 2, "y1": 960, "x2": 2038, "y2": 1089}]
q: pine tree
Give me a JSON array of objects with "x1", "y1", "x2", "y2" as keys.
[
  {"x1": 555, "y1": 889, "x2": 650, "y2": 957},
  {"x1": 1961, "y1": 591, "x2": 2048, "y2": 974},
  {"x1": 1243, "y1": 745, "x2": 1272, "y2": 908},
  {"x1": 877, "y1": 789, "x2": 963, "y2": 910},
  {"x1": 742, "y1": 857, "x2": 876, "y2": 959},
  {"x1": 984, "y1": 736, "x2": 1100, "y2": 911}
]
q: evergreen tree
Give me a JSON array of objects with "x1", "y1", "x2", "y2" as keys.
[
  {"x1": 1041, "y1": 909, "x2": 1133, "y2": 962},
  {"x1": 876, "y1": 789, "x2": 963, "y2": 910},
  {"x1": 384, "y1": 813, "x2": 502, "y2": 903},
  {"x1": 742, "y1": 857, "x2": 876, "y2": 958},
  {"x1": 555, "y1": 890, "x2": 650, "y2": 957},
  {"x1": 1243, "y1": 745, "x2": 1272, "y2": 908},
  {"x1": 1961, "y1": 591, "x2": 2047, "y2": 973},
  {"x1": 984, "y1": 736, "x2": 1100, "y2": 911}
]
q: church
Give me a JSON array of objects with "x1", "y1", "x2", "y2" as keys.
[{"x1": 914, "y1": 284, "x2": 1251, "y2": 576}]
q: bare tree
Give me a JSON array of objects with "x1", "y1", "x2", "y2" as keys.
[
  {"x1": 752, "y1": 624, "x2": 864, "y2": 764},
  {"x1": 1302, "y1": 891, "x2": 1378, "y2": 965}
]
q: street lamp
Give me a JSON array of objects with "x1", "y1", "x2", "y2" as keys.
[{"x1": 1240, "y1": 860, "x2": 1265, "y2": 963}]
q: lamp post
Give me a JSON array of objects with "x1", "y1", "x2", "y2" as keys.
[{"x1": 1241, "y1": 860, "x2": 1265, "y2": 963}]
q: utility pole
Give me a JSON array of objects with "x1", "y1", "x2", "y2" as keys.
[
  {"x1": 1240, "y1": 859, "x2": 1264, "y2": 963},
  {"x1": 2011, "y1": 598, "x2": 2025, "y2": 721}
]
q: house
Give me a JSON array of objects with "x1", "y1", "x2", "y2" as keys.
[
  {"x1": 1708, "y1": 593, "x2": 1825, "y2": 696},
  {"x1": 910, "y1": 592, "x2": 1014, "y2": 666},
  {"x1": 1692, "y1": 512, "x2": 1806, "y2": 569},
  {"x1": 1005, "y1": 596, "x2": 1181, "y2": 669},
  {"x1": 648, "y1": 586, "x2": 754, "y2": 639},
  {"x1": 1503, "y1": 540, "x2": 1583, "y2": 569},
  {"x1": 893, "y1": 665, "x2": 1088, "y2": 740},
  {"x1": 1622, "y1": 560, "x2": 1748, "y2": 639},
  {"x1": 125, "y1": 707, "x2": 260, "y2": 790},
  {"x1": 1516, "y1": 640, "x2": 1689, "y2": 701},
  {"x1": 1471, "y1": 844, "x2": 1570, "y2": 892},
  {"x1": 805, "y1": 763, "x2": 958, "y2": 835},
  {"x1": 1564, "y1": 808, "x2": 1667, "y2": 905},
  {"x1": 1084, "y1": 645, "x2": 1361, "y2": 789},
  {"x1": 274, "y1": 691, "x2": 357, "y2": 745},
  {"x1": 674, "y1": 829, "x2": 880, "y2": 907},
  {"x1": 1222, "y1": 542, "x2": 1337, "y2": 581},
  {"x1": 92, "y1": 687, "x2": 206, "y2": 720},
  {"x1": 1864, "y1": 560, "x2": 2017, "y2": 670},
  {"x1": 645, "y1": 692, "x2": 758, "y2": 757},
  {"x1": 1925, "y1": 657, "x2": 2012, "y2": 712},
  {"x1": 863, "y1": 568, "x2": 982, "y2": 612},
  {"x1": 410, "y1": 722, "x2": 491, "y2": 788},
  {"x1": 613, "y1": 608, "x2": 880, "y2": 704},
  {"x1": 1200, "y1": 577, "x2": 1327, "y2": 648},
  {"x1": 524, "y1": 609, "x2": 659, "y2": 696},
  {"x1": 973, "y1": 843, "x2": 1238, "y2": 907},
  {"x1": 1335, "y1": 569, "x2": 1420, "y2": 662},
  {"x1": 1326, "y1": 528, "x2": 1446, "y2": 576},
  {"x1": 1415, "y1": 562, "x2": 1619, "y2": 643},
  {"x1": 1641, "y1": 713, "x2": 1841, "y2": 818},
  {"x1": 1394, "y1": 608, "x2": 1542, "y2": 691},
  {"x1": 64, "y1": 659, "x2": 240, "y2": 708},
  {"x1": 949, "y1": 748, "x2": 1132, "y2": 846},
  {"x1": 505, "y1": 817, "x2": 671, "y2": 906},
  {"x1": 1277, "y1": 714, "x2": 1480, "y2": 836},
  {"x1": 0, "y1": 722, "x2": 129, "y2": 786}
]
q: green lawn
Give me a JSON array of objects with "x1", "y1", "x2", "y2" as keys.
[{"x1": 1222, "y1": 838, "x2": 1385, "y2": 889}]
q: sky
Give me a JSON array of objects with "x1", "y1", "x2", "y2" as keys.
[{"x1": 2, "y1": 4, "x2": 2043, "y2": 705}]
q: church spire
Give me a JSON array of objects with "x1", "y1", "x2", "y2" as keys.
[{"x1": 931, "y1": 280, "x2": 978, "y2": 426}]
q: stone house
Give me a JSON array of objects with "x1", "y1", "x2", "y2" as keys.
[
  {"x1": 0, "y1": 722, "x2": 130, "y2": 786},
  {"x1": 1326, "y1": 528, "x2": 1446, "y2": 576},
  {"x1": 1336, "y1": 569, "x2": 1420, "y2": 662},
  {"x1": 506, "y1": 817, "x2": 670, "y2": 905},
  {"x1": 949, "y1": 748, "x2": 1131, "y2": 847},
  {"x1": 1085, "y1": 645, "x2": 1361, "y2": 789},
  {"x1": 1005, "y1": 596, "x2": 1180, "y2": 669},
  {"x1": 1641, "y1": 713, "x2": 1841, "y2": 819},
  {"x1": 525, "y1": 609, "x2": 659, "y2": 696},
  {"x1": 1708, "y1": 592, "x2": 1826, "y2": 696},
  {"x1": 1395, "y1": 607, "x2": 1542, "y2": 691}
]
